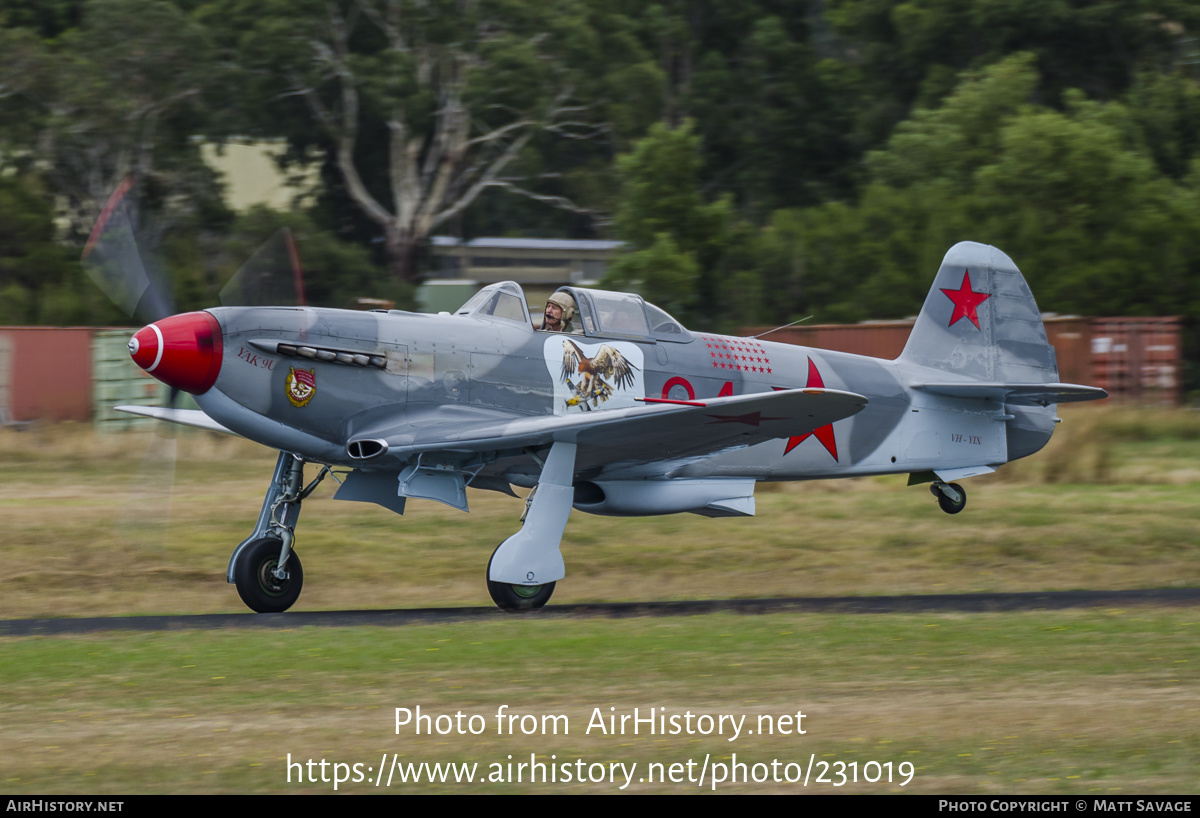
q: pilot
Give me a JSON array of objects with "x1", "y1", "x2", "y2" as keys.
[{"x1": 541, "y1": 291, "x2": 578, "y2": 333}]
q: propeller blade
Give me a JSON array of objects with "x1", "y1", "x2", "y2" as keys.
[
  {"x1": 117, "y1": 424, "x2": 177, "y2": 550},
  {"x1": 81, "y1": 178, "x2": 174, "y2": 323},
  {"x1": 219, "y1": 227, "x2": 307, "y2": 308}
]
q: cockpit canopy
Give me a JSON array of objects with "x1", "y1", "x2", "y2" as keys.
[
  {"x1": 454, "y1": 281, "x2": 691, "y2": 343},
  {"x1": 454, "y1": 281, "x2": 530, "y2": 324}
]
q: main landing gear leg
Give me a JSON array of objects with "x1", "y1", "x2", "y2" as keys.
[
  {"x1": 487, "y1": 441, "x2": 577, "y2": 612},
  {"x1": 228, "y1": 451, "x2": 327, "y2": 613}
]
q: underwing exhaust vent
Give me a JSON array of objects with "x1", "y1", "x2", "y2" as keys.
[{"x1": 347, "y1": 438, "x2": 388, "y2": 460}]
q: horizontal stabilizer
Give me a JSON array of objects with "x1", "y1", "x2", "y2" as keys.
[
  {"x1": 934, "y1": 465, "x2": 995, "y2": 482},
  {"x1": 907, "y1": 465, "x2": 996, "y2": 485},
  {"x1": 114, "y1": 405, "x2": 236, "y2": 435},
  {"x1": 911, "y1": 382, "x2": 1108, "y2": 406}
]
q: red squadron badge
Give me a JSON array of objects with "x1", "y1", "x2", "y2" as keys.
[{"x1": 286, "y1": 367, "x2": 316, "y2": 407}]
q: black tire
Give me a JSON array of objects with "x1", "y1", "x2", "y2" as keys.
[
  {"x1": 936, "y1": 482, "x2": 967, "y2": 515},
  {"x1": 486, "y1": 547, "x2": 555, "y2": 612},
  {"x1": 234, "y1": 537, "x2": 303, "y2": 613}
]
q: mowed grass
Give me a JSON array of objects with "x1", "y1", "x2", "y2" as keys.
[
  {"x1": 1, "y1": 407, "x2": 1199, "y2": 793},
  {"x1": 1, "y1": 612, "x2": 1198, "y2": 793}
]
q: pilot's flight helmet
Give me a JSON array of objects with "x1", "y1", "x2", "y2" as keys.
[{"x1": 547, "y1": 291, "x2": 576, "y2": 322}]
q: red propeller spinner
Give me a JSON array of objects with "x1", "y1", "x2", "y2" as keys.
[{"x1": 128, "y1": 311, "x2": 223, "y2": 395}]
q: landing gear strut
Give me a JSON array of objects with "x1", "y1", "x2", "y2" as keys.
[
  {"x1": 486, "y1": 441, "x2": 576, "y2": 612},
  {"x1": 229, "y1": 451, "x2": 327, "y2": 613},
  {"x1": 931, "y1": 481, "x2": 967, "y2": 514}
]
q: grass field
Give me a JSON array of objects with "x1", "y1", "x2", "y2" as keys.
[{"x1": 1, "y1": 407, "x2": 1199, "y2": 793}]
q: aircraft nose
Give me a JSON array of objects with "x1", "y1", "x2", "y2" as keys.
[{"x1": 128, "y1": 311, "x2": 223, "y2": 394}]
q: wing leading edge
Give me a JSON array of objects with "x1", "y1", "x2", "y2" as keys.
[
  {"x1": 354, "y1": 387, "x2": 868, "y2": 464},
  {"x1": 114, "y1": 405, "x2": 237, "y2": 435}
]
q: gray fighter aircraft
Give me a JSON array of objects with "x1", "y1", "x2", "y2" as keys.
[{"x1": 92, "y1": 212, "x2": 1106, "y2": 612}]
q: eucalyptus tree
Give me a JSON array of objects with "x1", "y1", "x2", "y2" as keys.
[{"x1": 210, "y1": 0, "x2": 625, "y2": 282}]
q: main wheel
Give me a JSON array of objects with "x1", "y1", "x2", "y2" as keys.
[
  {"x1": 234, "y1": 536, "x2": 303, "y2": 613},
  {"x1": 486, "y1": 547, "x2": 554, "y2": 612},
  {"x1": 936, "y1": 482, "x2": 967, "y2": 515}
]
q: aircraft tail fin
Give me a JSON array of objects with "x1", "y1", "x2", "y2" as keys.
[
  {"x1": 899, "y1": 241, "x2": 1060, "y2": 384},
  {"x1": 898, "y1": 242, "x2": 1105, "y2": 463}
]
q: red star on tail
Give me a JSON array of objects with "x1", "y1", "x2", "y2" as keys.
[
  {"x1": 781, "y1": 358, "x2": 838, "y2": 460},
  {"x1": 941, "y1": 269, "x2": 990, "y2": 329}
]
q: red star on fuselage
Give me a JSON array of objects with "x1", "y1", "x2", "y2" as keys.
[
  {"x1": 941, "y1": 269, "x2": 990, "y2": 329},
  {"x1": 779, "y1": 358, "x2": 838, "y2": 461}
]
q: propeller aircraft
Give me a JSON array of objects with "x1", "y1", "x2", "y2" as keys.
[{"x1": 83, "y1": 188, "x2": 1106, "y2": 613}]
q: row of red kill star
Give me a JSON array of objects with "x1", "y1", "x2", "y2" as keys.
[
  {"x1": 712, "y1": 360, "x2": 772, "y2": 373},
  {"x1": 700, "y1": 334, "x2": 771, "y2": 355}
]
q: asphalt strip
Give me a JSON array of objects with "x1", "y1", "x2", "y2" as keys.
[{"x1": 2, "y1": 588, "x2": 1199, "y2": 636}]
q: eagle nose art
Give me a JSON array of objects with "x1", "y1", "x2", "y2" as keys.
[{"x1": 127, "y1": 311, "x2": 223, "y2": 395}]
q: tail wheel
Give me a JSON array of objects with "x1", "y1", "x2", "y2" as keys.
[
  {"x1": 234, "y1": 536, "x2": 303, "y2": 613},
  {"x1": 486, "y1": 547, "x2": 555, "y2": 612},
  {"x1": 934, "y1": 482, "x2": 967, "y2": 515}
]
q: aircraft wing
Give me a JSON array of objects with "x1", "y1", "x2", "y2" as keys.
[
  {"x1": 361, "y1": 387, "x2": 867, "y2": 463},
  {"x1": 911, "y1": 382, "x2": 1108, "y2": 406},
  {"x1": 114, "y1": 405, "x2": 237, "y2": 435}
]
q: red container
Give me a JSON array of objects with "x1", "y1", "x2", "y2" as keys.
[
  {"x1": 0, "y1": 327, "x2": 94, "y2": 423},
  {"x1": 741, "y1": 315, "x2": 1182, "y2": 404},
  {"x1": 740, "y1": 321, "x2": 913, "y2": 360},
  {"x1": 1089, "y1": 317, "x2": 1182, "y2": 405}
]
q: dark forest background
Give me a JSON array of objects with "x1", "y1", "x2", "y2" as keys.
[{"x1": 4, "y1": 0, "x2": 1200, "y2": 382}]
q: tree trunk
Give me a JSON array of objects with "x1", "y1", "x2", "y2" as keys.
[{"x1": 384, "y1": 224, "x2": 420, "y2": 283}]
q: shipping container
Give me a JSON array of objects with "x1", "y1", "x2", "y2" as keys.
[
  {"x1": 0, "y1": 327, "x2": 94, "y2": 423},
  {"x1": 739, "y1": 321, "x2": 913, "y2": 360},
  {"x1": 1089, "y1": 317, "x2": 1182, "y2": 406},
  {"x1": 0, "y1": 334, "x2": 14, "y2": 425},
  {"x1": 740, "y1": 316, "x2": 1181, "y2": 404},
  {"x1": 1043, "y1": 317, "x2": 1094, "y2": 388},
  {"x1": 92, "y1": 329, "x2": 169, "y2": 431}
]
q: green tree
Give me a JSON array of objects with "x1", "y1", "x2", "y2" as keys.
[
  {"x1": 971, "y1": 96, "x2": 1195, "y2": 318},
  {"x1": 210, "y1": 207, "x2": 411, "y2": 311},
  {"x1": 1, "y1": 0, "x2": 222, "y2": 241},
  {"x1": 864, "y1": 52, "x2": 1039, "y2": 190},
  {"x1": 603, "y1": 120, "x2": 752, "y2": 327},
  {"x1": 760, "y1": 52, "x2": 1200, "y2": 328},
  {"x1": 1124, "y1": 69, "x2": 1200, "y2": 180},
  {"x1": 633, "y1": 1, "x2": 862, "y2": 213},
  {"x1": 0, "y1": 174, "x2": 117, "y2": 325}
]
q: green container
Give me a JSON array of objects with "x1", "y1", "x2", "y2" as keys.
[{"x1": 91, "y1": 330, "x2": 199, "y2": 431}]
